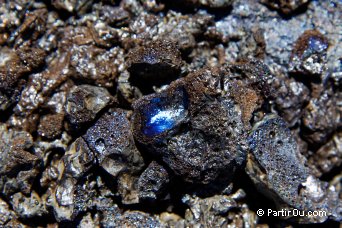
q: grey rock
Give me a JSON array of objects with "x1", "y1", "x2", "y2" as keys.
[
  {"x1": 138, "y1": 161, "x2": 170, "y2": 202},
  {"x1": 0, "y1": 198, "x2": 15, "y2": 225},
  {"x1": 199, "y1": 0, "x2": 234, "y2": 8},
  {"x1": 52, "y1": 0, "x2": 93, "y2": 15},
  {"x1": 308, "y1": 132, "x2": 342, "y2": 177},
  {"x1": 99, "y1": 205, "x2": 122, "y2": 228},
  {"x1": 11, "y1": 192, "x2": 47, "y2": 218},
  {"x1": 78, "y1": 212, "x2": 100, "y2": 228},
  {"x1": 302, "y1": 90, "x2": 339, "y2": 145},
  {"x1": 183, "y1": 190, "x2": 256, "y2": 227},
  {"x1": 111, "y1": 211, "x2": 162, "y2": 228},
  {"x1": 83, "y1": 108, "x2": 144, "y2": 178},
  {"x1": 62, "y1": 137, "x2": 95, "y2": 179},
  {"x1": 273, "y1": 77, "x2": 310, "y2": 126},
  {"x1": 127, "y1": 40, "x2": 183, "y2": 94},
  {"x1": 247, "y1": 114, "x2": 341, "y2": 223},
  {"x1": 65, "y1": 84, "x2": 112, "y2": 128},
  {"x1": 133, "y1": 60, "x2": 271, "y2": 184},
  {"x1": 0, "y1": 124, "x2": 40, "y2": 195},
  {"x1": 70, "y1": 45, "x2": 123, "y2": 88},
  {"x1": 50, "y1": 176, "x2": 97, "y2": 222},
  {"x1": 261, "y1": 0, "x2": 310, "y2": 15},
  {"x1": 117, "y1": 173, "x2": 140, "y2": 205},
  {"x1": 289, "y1": 30, "x2": 329, "y2": 76}
]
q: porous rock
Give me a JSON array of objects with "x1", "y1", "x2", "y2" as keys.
[
  {"x1": 11, "y1": 191, "x2": 47, "y2": 219},
  {"x1": 52, "y1": 0, "x2": 93, "y2": 15},
  {"x1": 133, "y1": 59, "x2": 272, "y2": 184},
  {"x1": 11, "y1": 52, "x2": 71, "y2": 132},
  {"x1": 0, "y1": 124, "x2": 40, "y2": 196},
  {"x1": 48, "y1": 176, "x2": 97, "y2": 222},
  {"x1": 110, "y1": 211, "x2": 162, "y2": 227},
  {"x1": 65, "y1": 84, "x2": 112, "y2": 128},
  {"x1": 261, "y1": 0, "x2": 310, "y2": 15},
  {"x1": 127, "y1": 40, "x2": 183, "y2": 93},
  {"x1": 38, "y1": 113, "x2": 64, "y2": 139},
  {"x1": 0, "y1": 198, "x2": 15, "y2": 225},
  {"x1": 301, "y1": 90, "x2": 339, "y2": 145},
  {"x1": 183, "y1": 189, "x2": 256, "y2": 227},
  {"x1": 62, "y1": 137, "x2": 95, "y2": 179},
  {"x1": 70, "y1": 45, "x2": 123, "y2": 87},
  {"x1": 308, "y1": 132, "x2": 342, "y2": 177},
  {"x1": 83, "y1": 108, "x2": 145, "y2": 178},
  {"x1": 138, "y1": 161, "x2": 170, "y2": 202},
  {"x1": 273, "y1": 77, "x2": 310, "y2": 126},
  {"x1": 289, "y1": 30, "x2": 329, "y2": 76},
  {"x1": 247, "y1": 114, "x2": 341, "y2": 223},
  {"x1": 0, "y1": 46, "x2": 46, "y2": 111},
  {"x1": 199, "y1": 0, "x2": 234, "y2": 8}
]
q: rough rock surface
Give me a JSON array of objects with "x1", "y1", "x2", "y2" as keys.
[
  {"x1": 247, "y1": 115, "x2": 341, "y2": 223},
  {"x1": 83, "y1": 108, "x2": 145, "y2": 178},
  {"x1": 65, "y1": 84, "x2": 112, "y2": 129},
  {"x1": 127, "y1": 40, "x2": 183, "y2": 94},
  {"x1": 138, "y1": 161, "x2": 170, "y2": 202},
  {"x1": 0, "y1": 0, "x2": 341, "y2": 227}
]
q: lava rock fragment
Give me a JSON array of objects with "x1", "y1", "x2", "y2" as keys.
[
  {"x1": 10, "y1": 52, "x2": 71, "y2": 132},
  {"x1": 62, "y1": 137, "x2": 95, "y2": 179},
  {"x1": 39, "y1": 137, "x2": 96, "y2": 221},
  {"x1": 70, "y1": 44, "x2": 123, "y2": 87},
  {"x1": 0, "y1": 198, "x2": 15, "y2": 225},
  {"x1": 11, "y1": 191, "x2": 47, "y2": 219},
  {"x1": 50, "y1": 176, "x2": 97, "y2": 222},
  {"x1": 247, "y1": 114, "x2": 341, "y2": 223},
  {"x1": 97, "y1": 5, "x2": 131, "y2": 27},
  {"x1": 110, "y1": 211, "x2": 162, "y2": 227},
  {"x1": 301, "y1": 90, "x2": 339, "y2": 145},
  {"x1": 117, "y1": 173, "x2": 140, "y2": 205},
  {"x1": 183, "y1": 189, "x2": 256, "y2": 227},
  {"x1": 133, "y1": 59, "x2": 273, "y2": 184},
  {"x1": 261, "y1": 0, "x2": 310, "y2": 15},
  {"x1": 83, "y1": 108, "x2": 145, "y2": 178},
  {"x1": 273, "y1": 77, "x2": 310, "y2": 126},
  {"x1": 0, "y1": 0, "x2": 341, "y2": 226},
  {"x1": 289, "y1": 30, "x2": 329, "y2": 77},
  {"x1": 138, "y1": 161, "x2": 170, "y2": 202},
  {"x1": 11, "y1": 8, "x2": 48, "y2": 47},
  {"x1": 65, "y1": 84, "x2": 112, "y2": 129},
  {"x1": 162, "y1": 0, "x2": 234, "y2": 9},
  {"x1": 0, "y1": 46, "x2": 46, "y2": 110},
  {"x1": 199, "y1": 0, "x2": 234, "y2": 8},
  {"x1": 52, "y1": 0, "x2": 93, "y2": 15},
  {"x1": 0, "y1": 124, "x2": 40, "y2": 196},
  {"x1": 127, "y1": 40, "x2": 183, "y2": 93},
  {"x1": 308, "y1": 132, "x2": 342, "y2": 177},
  {"x1": 37, "y1": 113, "x2": 64, "y2": 139}
]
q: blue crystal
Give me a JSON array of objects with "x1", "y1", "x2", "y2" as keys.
[
  {"x1": 308, "y1": 37, "x2": 328, "y2": 53},
  {"x1": 141, "y1": 89, "x2": 188, "y2": 137}
]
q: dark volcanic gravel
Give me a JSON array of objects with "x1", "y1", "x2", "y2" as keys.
[{"x1": 0, "y1": 0, "x2": 341, "y2": 227}]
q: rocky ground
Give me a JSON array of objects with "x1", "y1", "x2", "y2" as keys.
[{"x1": 0, "y1": 0, "x2": 341, "y2": 227}]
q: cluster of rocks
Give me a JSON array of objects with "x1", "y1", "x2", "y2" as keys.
[{"x1": 0, "y1": 0, "x2": 341, "y2": 227}]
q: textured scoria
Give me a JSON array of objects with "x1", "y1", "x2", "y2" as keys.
[
  {"x1": 0, "y1": 0, "x2": 341, "y2": 227},
  {"x1": 132, "y1": 59, "x2": 272, "y2": 184},
  {"x1": 247, "y1": 115, "x2": 341, "y2": 223}
]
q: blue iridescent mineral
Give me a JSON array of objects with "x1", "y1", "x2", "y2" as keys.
[
  {"x1": 305, "y1": 36, "x2": 328, "y2": 57},
  {"x1": 138, "y1": 88, "x2": 188, "y2": 137},
  {"x1": 289, "y1": 30, "x2": 328, "y2": 75}
]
